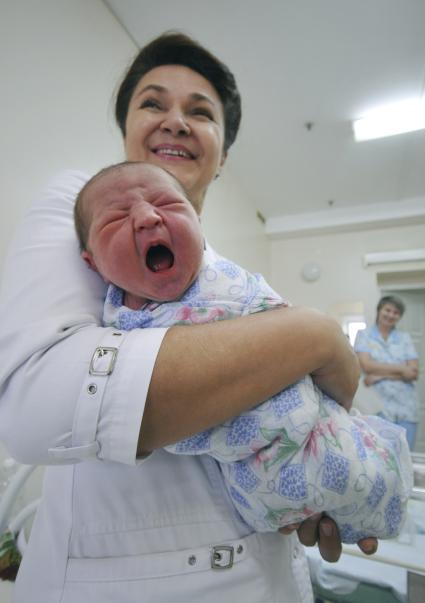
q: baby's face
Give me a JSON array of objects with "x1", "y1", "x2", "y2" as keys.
[{"x1": 83, "y1": 163, "x2": 204, "y2": 307}]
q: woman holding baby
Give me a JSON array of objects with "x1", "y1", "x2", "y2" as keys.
[{"x1": 0, "y1": 32, "x2": 374, "y2": 602}]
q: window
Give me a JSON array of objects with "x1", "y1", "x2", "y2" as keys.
[{"x1": 342, "y1": 316, "x2": 366, "y2": 346}]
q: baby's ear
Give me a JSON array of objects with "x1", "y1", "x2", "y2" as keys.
[{"x1": 81, "y1": 250, "x2": 98, "y2": 272}]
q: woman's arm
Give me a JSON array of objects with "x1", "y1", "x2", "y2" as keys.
[
  {"x1": 357, "y1": 352, "x2": 418, "y2": 381},
  {"x1": 0, "y1": 171, "x2": 168, "y2": 466},
  {"x1": 0, "y1": 172, "x2": 364, "y2": 562},
  {"x1": 139, "y1": 307, "x2": 359, "y2": 454},
  {"x1": 406, "y1": 359, "x2": 419, "y2": 381},
  {"x1": 0, "y1": 171, "x2": 358, "y2": 467}
]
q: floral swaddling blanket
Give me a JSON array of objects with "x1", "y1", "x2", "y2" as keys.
[{"x1": 104, "y1": 245, "x2": 413, "y2": 542}]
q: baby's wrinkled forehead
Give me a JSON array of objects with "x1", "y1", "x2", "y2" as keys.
[{"x1": 89, "y1": 162, "x2": 188, "y2": 205}]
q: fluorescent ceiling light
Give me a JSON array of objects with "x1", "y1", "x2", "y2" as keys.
[
  {"x1": 363, "y1": 248, "x2": 425, "y2": 266},
  {"x1": 353, "y1": 99, "x2": 425, "y2": 141}
]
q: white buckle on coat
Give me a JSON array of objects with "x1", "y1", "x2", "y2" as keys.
[
  {"x1": 211, "y1": 545, "x2": 234, "y2": 569},
  {"x1": 89, "y1": 346, "x2": 118, "y2": 376}
]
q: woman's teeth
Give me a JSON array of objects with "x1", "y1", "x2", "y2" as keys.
[{"x1": 156, "y1": 148, "x2": 191, "y2": 158}]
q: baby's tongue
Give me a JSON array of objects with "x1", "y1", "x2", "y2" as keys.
[{"x1": 147, "y1": 245, "x2": 174, "y2": 272}]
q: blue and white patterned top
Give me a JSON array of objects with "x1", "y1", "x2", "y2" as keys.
[{"x1": 354, "y1": 325, "x2": 419, "y2": 422}]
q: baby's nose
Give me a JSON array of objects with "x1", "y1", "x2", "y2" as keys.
[{"x1": 133, "y1": 204, "x2": 163, "y2": 230}]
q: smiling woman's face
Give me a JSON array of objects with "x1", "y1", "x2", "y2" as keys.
[
  {"x1": 377, "y1": 303, "x2": 402, "y2": 331},
  {"x1": 123, "y1": 65, "x2": 226, "y2": 213}
]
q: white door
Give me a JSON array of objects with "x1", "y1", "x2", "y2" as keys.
[{"x1": 383, "y1": 289, "x2": 425, "y2": 453}]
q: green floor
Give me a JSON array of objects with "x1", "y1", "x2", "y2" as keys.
[{"x1": 313, "y1": 581, "x2": 401, "y2": 603}]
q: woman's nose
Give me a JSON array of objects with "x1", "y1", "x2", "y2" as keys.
[{"x1": 160, "y1": 110, "x2": 190, "y2": 136}]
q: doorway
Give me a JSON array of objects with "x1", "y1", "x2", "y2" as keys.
[{"x1": 380, "y1": 288, "x2": 425, "y2": 453}]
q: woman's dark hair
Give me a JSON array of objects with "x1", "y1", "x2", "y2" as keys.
[
  {"x1": 115, "y1": 31, "x2": 241, "y2": 153},
  {"x1": 376, "y1": 295, "x2": 405, "y2": 320}
]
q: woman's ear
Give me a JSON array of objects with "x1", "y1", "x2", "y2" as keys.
[
  {"x1": 81, "y1": 250, "x2": 98, "y2": 272},
  {"x1": 214, "y1": 151, "x2": 227, "y2": 180},
  {"x1": 219, "y1": 150, "x2": 227, "y2": 168}
]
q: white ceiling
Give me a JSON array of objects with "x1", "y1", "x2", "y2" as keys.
[{"x1": 104, "y1": 0, "x2": 425, "y2": 235}]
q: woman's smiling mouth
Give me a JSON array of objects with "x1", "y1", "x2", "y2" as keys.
[{"x1": 152, "y1": 145, "x2": 195, "y2": 159}]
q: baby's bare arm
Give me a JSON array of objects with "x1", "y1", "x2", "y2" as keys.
[{"x1": 138, "y1": 306, "x2": 359, "y2": 454}]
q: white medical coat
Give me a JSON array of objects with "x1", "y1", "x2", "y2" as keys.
[{"x1": 0, "y1": 171, "x2": 313, "y2": 602}]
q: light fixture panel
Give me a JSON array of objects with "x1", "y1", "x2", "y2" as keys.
[{"x1": 353, "y1": 99, "x2": 425, "y2": 141}]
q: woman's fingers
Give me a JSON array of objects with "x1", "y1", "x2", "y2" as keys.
[
  {"x1": 317, "y1": 518, "x2": 342, "y2": 562},
  {"x1": 357, "y1": 537, "x2": 378, "y2": 555},
  {"x1": 287, "y1": 516, "x2": 378, "y2": 563},
  {"x1": 279, "y1": 523, "x2": 301, "y2": 535},
  {"x1": 296, "y1": 515, "x2": 342, "y2": 562},
  {"x1": 296, "y1": 513, "x2": 323, "y2": 547}
]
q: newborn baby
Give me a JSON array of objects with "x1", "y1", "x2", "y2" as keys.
[{"x1": 75, "y1": 160, "x2": 413, "y2": 542}]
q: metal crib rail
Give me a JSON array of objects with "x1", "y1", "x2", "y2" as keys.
[{"x1": 0, "y1": 465, "x2": 36, "y2": 534}]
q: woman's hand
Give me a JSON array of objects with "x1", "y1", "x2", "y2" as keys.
[
  {"x1": 363, "y1": 366, "x2": 417, "y2": 384},
  {"x1": 364, "y1": 374, "x2": 382, "y2": 386},
  {"x1": 357, "y1": 352, "x2": 419, "y2": 383},
  {"x1": 279, "y1": 514, "x2": 378, "y2": 562},
  {"x1": 401, "y1": 364, "x2": 419, "y2": 382}
]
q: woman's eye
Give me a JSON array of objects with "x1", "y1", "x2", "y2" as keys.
[
  {"x1": 140, "y1": 98, "x2": 161, "y2": 110},
  {"x1": 192, "y1": 107, "x2": 214, "y2": 120}
]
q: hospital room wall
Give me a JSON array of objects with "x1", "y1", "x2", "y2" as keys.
[
  {"x1": 269, "y1": 223, "x2": 425, "y2": 325},
  {"x1": 0, "y1": 0, "x2": 269, "y2": 445},
  {"x1": 0, "y1": 2, "x2": 268, "y2": 598},
  {"x1": 0, "y1": 0, "x2": 270, "y2": 275}
]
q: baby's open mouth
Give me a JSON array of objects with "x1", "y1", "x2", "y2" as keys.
[{"x1": 146, "y1": 244, "x2": 174, "y2": 272}]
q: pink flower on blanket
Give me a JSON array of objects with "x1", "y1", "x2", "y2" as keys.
[
  {"x1": 303, "y1": 417, "x2": 342, "y2": 462},
  {"x1": 304, "y1": 428, "x2": 320, "y2": 461},
  {"x1": 254, "y1": 438, "x2": 281, "y2": 466},
  {"x1": 327, "y1": 419, "x2": 338, "y2": 440},
  {"x1": 251, "y1": 437, "x2": 281, "y2": 467},
  {"x1": 175, "y1": 306, "x2": 226, "y2": 324},
  {"x1": 363, "y1": 432, "x2": 378, "y2": 450},
  {"x1": 361, "y1": 430, "x2": 391, "y2": 465}
]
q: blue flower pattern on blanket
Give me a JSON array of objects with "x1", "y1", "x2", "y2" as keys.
[
  {"x1": 174, "y1": 430, "x2": 212, "y2": 453},
  {"x1": 384, "y1": 496, "x2": 403, "y2": 536},
  {"x1": 103, "y1": 244, "x2": 413, "y2": 542},
  {"x1": 351, "y1": 425, "x2": 367, "y2": 461},
  {"x1": 322, "y1": 451, "x2": 350, "y2": 495},
  {"x1": 367, "y1": 473, "x2": 387, "y2": 509},
  {"x1": 270, "y1": 385, "x2": 304, "y2": 418},
  {"x1": 233, "y1": 462, "x2": 261, "y2": 493},
  {"x1": 226, "y1": 416, "x2": 261, "y2": 447},
  {"x1": 229, "y1": 486, "x2": 252, "y2": 509},
  {"x1": 278, "y1": 465, "x2": 308, "y2": 500}
]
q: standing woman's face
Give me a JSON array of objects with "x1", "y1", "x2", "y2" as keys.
[
  {"x1": 124, "y1": 65, "x2": 226, "y2": 213},
  {"x1": 377, "y1": 303, "x2": 402, "y2": 330}
]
